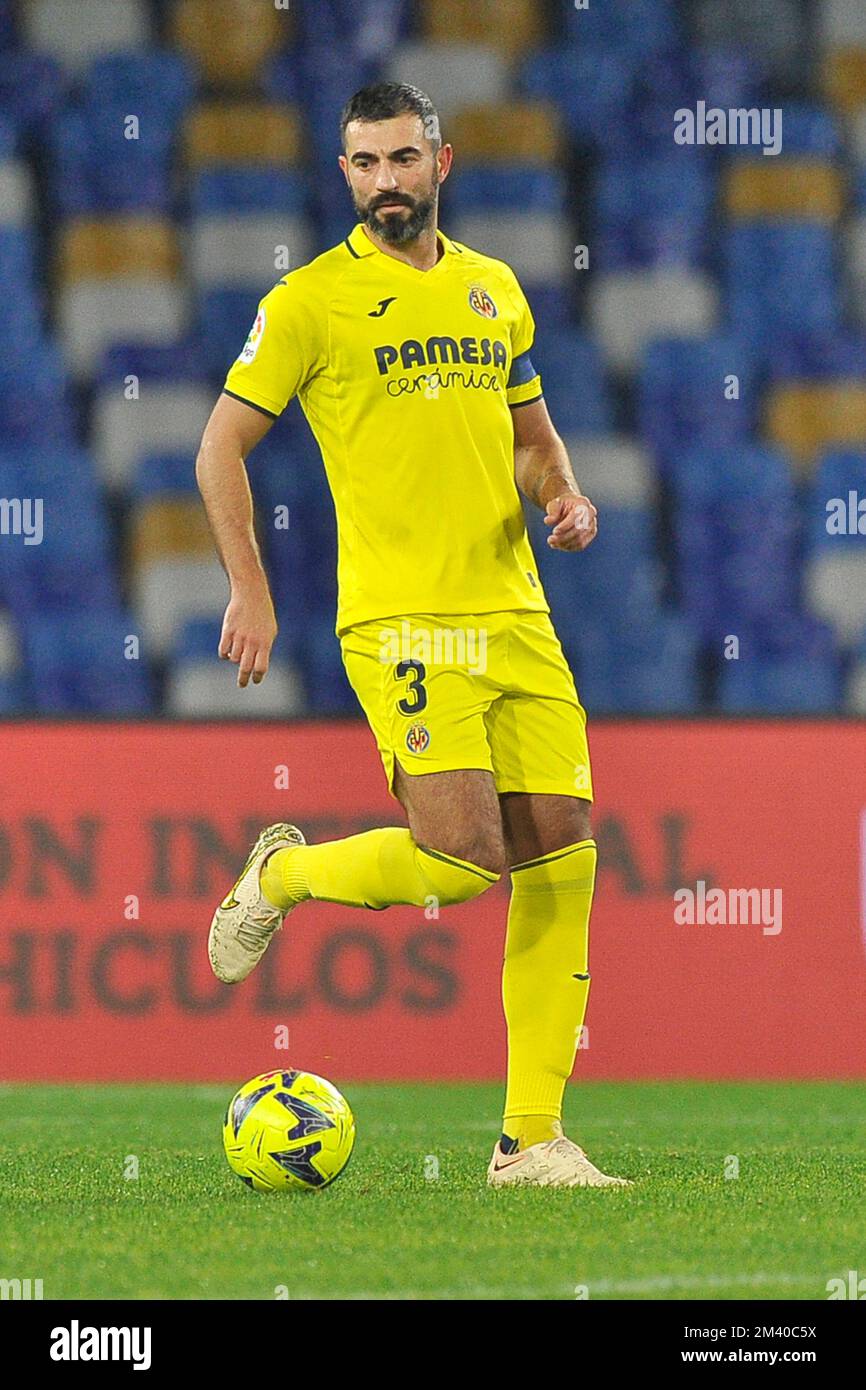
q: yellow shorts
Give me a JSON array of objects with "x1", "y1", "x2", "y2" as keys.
[{"x1": 340, "y1": 610, "x2": 593, "y2": 801}]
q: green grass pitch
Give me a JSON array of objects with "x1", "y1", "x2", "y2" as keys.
[{"x1": 1, "y1": 1081, "x2": 862, "y2": 1300}]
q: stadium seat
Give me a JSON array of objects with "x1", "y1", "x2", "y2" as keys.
[
  {"x1": 638, "y1": 334, "x2": 758, "y2": 473},
  {"x1": 594, "y1": 154, "x2": 713, "y2": 270},
  {"x1": 452, "y1": 208, "x2": 569, "y2": 293},
  {"x1": 0, "y1": 51, "x2": 66, "y2": 147},
  {"x1": 671, "y1": 445, "x2": 799, "y2": 641},
  {"x1": 519, "y1": 45, "x2": 636, "y2": 154},
  {"x1": 690, "y1": 0, "x2": 810, "y2": 89},
  {"x1": 764, "y1": 383, "x2": 866, "y2": 477},
  {"x1": 183, "y1": 103, "x2": 303, "y2": 169},
  {"x1": 559, "y1": 437, "x2": 655, "y2": 508},
  {"x1": 805, "y1": 551, "x2": 866, "y2": 642},
  {"x1": 724, "y1": 160, "x2": 844, "y2": 221},
  {"x1": 448, "y1": 104, "x2": 561, "y2": 163},
  {"x1": 823, "y1": 45, "x2": 866, "y2": 122},
  {"x1": 419, "y1": 0, "x2": 545, "y2": 60},
  {"x1": 820, "y1": 0, "x2": 866, "y2": 47},
  {"x1": 189, "y1": 214, "x2": 313, "y2": 292},
  {"x1": 165, "y1": 618, "x2": 305, "y2": 717},
  {"x1": 171, "y1": 0, "x2": 287, "y2": 91},
  {"x1": 92, "y1": 353, "x2": 211, "y2": 493},
  {"x1": 530, "y1": 328, "x2": 613, "y2": 435},
  {"x1": 0, "y1": 158, "x2": 33, "y2": 226},
  {"x1": 128, "y1": 496, "x2": 227, "y2": 658},
  {"x1": 386, "y1": 43, "x2": 510, "y2": 125},
  {"x1": 297, "y1": 618, "x2": 360, "y2": 716},
  {"x1": 563, "y1": 0, "x2": 677, "y2": 57},
  {"x1": 56, "y1": 218, "x2": 185, "y2": 379},
  {"x1": 24, "y1": 608, "x2": 154, "y2": 713},
  {"x1": 717, "y1": 651, "x2": 840, "y2": 712},
  {"x1": 589, "y1": 270, "x2": 717, "y2": 371},
  {"x1": 845, "y1": 621, "x2": 866, "y2": 709},
  {"x1": 21, "y1": 0, "x2": 150, "y2": 72},
  {"x1": 724, "y1": 224, "x2": 841, "y2": 353},
  {"x1": 568, "y1": 610, "x2": 701, "y2": 715}
]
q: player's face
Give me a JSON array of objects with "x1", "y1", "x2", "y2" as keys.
[{"x1": 339, "y1": 113, "x2": 449, "y2": 245}]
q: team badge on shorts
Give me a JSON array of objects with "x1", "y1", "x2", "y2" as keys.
[
  {"x1": 406, "y1": 723, "x2": 431, "y2": 754},
  {"x1": 239, "y1": 306, "x2": 266, "y2": 363},
  {"x1": 468, "y1": 286, "x2": 498, "y2": 319}
]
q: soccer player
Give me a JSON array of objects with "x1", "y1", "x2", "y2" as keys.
[{"x1": 196, "y1": 83, "x2": 631, "y2": 1189}]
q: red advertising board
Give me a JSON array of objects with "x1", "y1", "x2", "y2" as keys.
[{"x1": 0, "y1": 720, "x2": 864, "y2": 1081}]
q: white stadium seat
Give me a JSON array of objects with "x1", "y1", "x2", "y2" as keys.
[
  {"x1": 22, "y1": 0, "x2": 150, "y2": 72},
  {"x1": 131, "y1": 558, "x2": 228, "y2": 660},
  {"x1": 452, "y1": 212, "x2": 568, "y2": 285},
  {"x1": 166, "y1": 658, "x2": 305, "y2": 716},
  {"x1": 58, "y1": 282, "x2": 188, "y2": 380},
  {"x1": 92, "y1": 382, "x2": 213, "y2": 492},
  {"x1": 0, "y1": 161, "x2": 34, "y2": 227},
  {"x1": 589, "y1": 270, "x2": 717, "y2": 372},
  {"x1": 819, "y1": 0, "x2": 866, "y2": 47},
  {"x1": 845, "y1": 217, "x2": 866, "y2": 325},
  {"x1": 560, "y1": 436, "x2": 655, "y2": 508},
  {"x1": 805, "y1": 551, "x2": 866, "y2": 642},
  {"x1": 0, "y1": 608, "x2": 21, "y2": 678},
  {"x1": 386, "y1": 42, "x2": 509, "y2": 124},
  {"x1": 187, "y1": 215, "x2": 314, "y2": 289},
  {"x1": 845, "y1": 659, "x2": 866, "y2": 711}
]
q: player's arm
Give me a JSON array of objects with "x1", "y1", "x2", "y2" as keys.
[
  {"x1": 195, "y1": 392, "x2": 278, "y2": 687},
  {"x1": 512, "y1": 397, "x2": 598, "y2": 552}
]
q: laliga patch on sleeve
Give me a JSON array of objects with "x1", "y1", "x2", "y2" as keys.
[{"x1": 239, "y1": 306, "x2": 266, "y2": 363}]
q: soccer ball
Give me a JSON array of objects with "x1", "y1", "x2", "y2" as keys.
[{"x1": 223, "y1": 1068, "x2": 355, "y2": 1192}]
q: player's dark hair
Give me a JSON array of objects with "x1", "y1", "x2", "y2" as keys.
[{"x1": 340, "y1": 82, "x2": 441, "y2": 151}]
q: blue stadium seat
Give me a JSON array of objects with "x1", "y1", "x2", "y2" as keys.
[
  {"x1": 530, "y1": 329, "x2": 612, "y2": 435},
  {"x1": 690, "y1": 43, "x2": 764, "y2": 111},
  {"x1": 133, "y1": 452, "x2": 199, "y2": 499},
  {"x1": 198, "y1": 288, "x2": 264, "y2": 376},
  {"x1": 724, "y1": 224, "x2": 841, "y2": 355},
  {"x1": 563, "y1": 0, "x2": 678, "y2": 57},
  {"x1": 298, "y1": 617, "x2": 359, "y2": 716},
  {"x1": 638, "y1": 334, "x2": 758, "y2": 473},
  {"x1": 717, "y1": 652, "x2": 840, "y2": 712},
  {"x1": 519, "y1": 46, "x2": 637, "y2": 154},
  {"x1": 25, "y1": 608, "x2": 154, "y2": 713},
  {"x1": 0, "y1": 52, "x2": 67, "y2": 146},
  {"x1": 25, "y1": 610, "x2": 149, "y2": 710},
  {"x1": 445, "y1": 166, "x2": 566, "y2": 216},
  {"x1": 725, "y1": 102, "x2": 841, "y2": 159},
  {"x1": 595, "y1": 153, "x2": 713, "y2": 269},
  {"x1": 192, "y1": 167, "x2": 308, "y2": 217},
  {"x1": 672, "y1": 446, "x2": 799, "y2": 640},
  {"x1": 567, "y1": 609, "x2": 701, "y2": 714}
]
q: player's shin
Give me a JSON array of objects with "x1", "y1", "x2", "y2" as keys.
[{"x1": 501, "y1": 839, "x2": 596, "y2": 1150}]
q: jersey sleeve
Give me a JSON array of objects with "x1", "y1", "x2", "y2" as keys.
[
  {"x1": 505, "y1": 271, "x2": 543, "y2": 408},
  {"x1": 223, "y1": 274, "x2": 325, "y2": 419}
]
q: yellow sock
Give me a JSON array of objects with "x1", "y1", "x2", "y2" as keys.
[
  {"x1": 260, "y1": 826, "x2": 499, "y2": 911},
  {"x1": 501, "y1": 839, "x2": 596, "y2": 1141},
  {"x1": 505, "y1": 1115, "x2": 563, "y2": 1150}
]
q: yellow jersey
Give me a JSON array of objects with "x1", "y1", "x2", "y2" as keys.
[{"x1": 223, "y1": 221, "x2": 549, "y2": 635}]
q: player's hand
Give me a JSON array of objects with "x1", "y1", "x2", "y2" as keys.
[
  {"x1": 544, "y1": 492, "x2": 598, "y2": 551},
  {"x1": 219, "y1": 579, "x2": 278, "y2": 687}
]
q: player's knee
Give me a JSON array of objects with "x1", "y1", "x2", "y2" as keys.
[{"x1": 417, "y1": 836, "x2": 504, "y2": 906}]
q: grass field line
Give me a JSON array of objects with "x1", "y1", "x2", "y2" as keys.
[{"x1": 289, "y1": 1271, "x2": 821, "y2": 1300}]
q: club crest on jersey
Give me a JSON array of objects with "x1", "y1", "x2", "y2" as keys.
[
  {"x1": 468, "y1": 286, "x2": 498, "y2": 319},
  {"x1": 239, "y1": 306, "x2": 266, "y2": 363},
  {"x1": 406, "y1": 723, "x2": 430, "y2": 754}
]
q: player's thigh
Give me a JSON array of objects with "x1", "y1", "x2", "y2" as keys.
[
  {"x1": 499, "y1": 791, "x2": 593, "y2": 867},
  {"x1": 341, "y1": 615, "x2": 506, "y2": 871},
  {"x1": 393, "y1": 763, "x2": 505, "y2": 874}
]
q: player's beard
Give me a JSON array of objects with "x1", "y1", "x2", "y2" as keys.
[{"x1": 361, "y1": 184, "x2": 438, "y2": 245}]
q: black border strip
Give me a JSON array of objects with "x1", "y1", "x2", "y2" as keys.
[
  {"x1": 508, "y1": 391, "x2": 544, "y2": 409},
  {"x1": 222, "y1": 389, "x2": 279, "y2": 420}
]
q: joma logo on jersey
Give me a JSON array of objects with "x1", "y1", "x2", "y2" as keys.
[{"x1": 374, "y1": 336, "x2": 507, "y2": 375}]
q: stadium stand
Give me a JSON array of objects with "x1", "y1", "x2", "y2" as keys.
[{"x1": 1, "y1": 0, "x2": 865, "y2": 714}]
